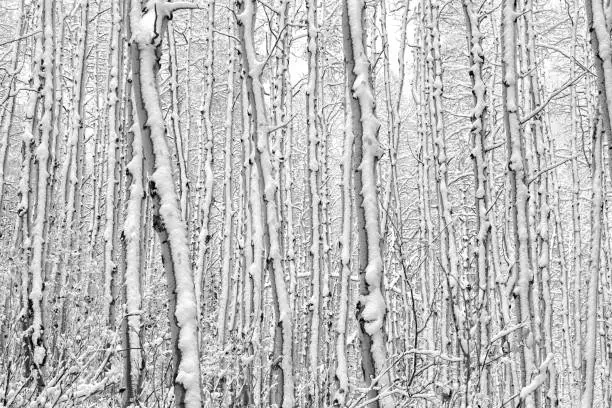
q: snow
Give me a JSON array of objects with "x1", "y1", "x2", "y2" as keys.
[
  {"x1": 104, "y1": 0, "x2": 120, "y2": 324},
  {"x1": 306, "y1": 0, "x2": 322, "y2": 393},
  {"x1": 238, "y1": 0, "x2": 295, "y2": 405},
  {"x1": 130, "y1": 3, "x2": 158, "y2": 45},
  {"x1": 130, "y1": 2, "x2": 202, "y2": 406},
  {"x1": 346, "y1": 0, "x2": 392, "y2": 404},
  {"x1": 360, "y1": 289, "x2": 386, "y2": 335},
  {"x1": 27, "y1": 0, "x2": 57, "y2": 368},
  {"x1": 520, "y1": 355, "x2": 552, "y2": 400},
  {"x1": 124, "y1": 116, "x2": 144, "y2": 367}
]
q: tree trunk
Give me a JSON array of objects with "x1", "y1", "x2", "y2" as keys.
[{"x1": 129, "y1": 2, "x2": 202, "y2": 406}]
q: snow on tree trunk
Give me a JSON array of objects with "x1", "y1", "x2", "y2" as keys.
[
  {"x1": 244, "y1": 73, "x2": 265, "y2": 405},
  {"x1": 18, "y1": 3, "x2": 42, "y2": 383},
  {"x1": 122, "y1": 87, "x2": 146, "y2": 408},
  {"x1": 121, "y1": 1, "x2": 144, "y2": 404},
  {"x1": 423, "y1": 0, "x2": 466, "y2": 395},
  {"x1": 194, "y1": 0, "x2": 215, "y2": 326},
  {"x1": 129, "y1": 2, "x2": 202, "y2": 407},
  {"x1": 569, "y1": 0, "x2": 582, "y2": 401},
  {"x1": 333, "y1": 21, "x2": 355, "y2": 402},
  {"x1": 345, "y1": 0, "x2": 392, "y2": 405},
  {"x1": 580, "y1": 115, "x2": 603, "y2": 408},
  {"x1": 0, "y1": 0, "x2": 26, "y2": 215},
  {"x1": 584, "y1": 0, "x2": 612, "y2": 405},
  {"x1": 217, "y1": 38, "x2": 235, "y2": 347},
  {"x1": 462, "y1": 0, "x2": 492, "y2": 396},
  {"x1": 501, "y1": 0, "x2": 540, "y2": 405},
  {"x1": 306, "y1": 0, "x2": 322, "y2": 403},
  {"x1": 26, "y1": 0, "x2": 56, "y2": 384},
  {"x1": 523, "y1": 1, "x2": 557, "y2": 402},
  {"x1": 167, "y1": 20, "x2": 189, "y2": 222},
  {"x1": 237, "y1": 0, "x2": 295, "y2": 404},
  {"x1": 104, "y1": 0, "x2": 120, "y2": 329}
]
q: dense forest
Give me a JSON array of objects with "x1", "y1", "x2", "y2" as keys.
[{"x1": 0, "y1": 0, "x2": 611, "y2": 406}]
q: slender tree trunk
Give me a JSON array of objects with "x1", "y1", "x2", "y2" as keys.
[
  {"x1": 104, "y1": 0, "x2": 120, "y2": 328},
  {"x1": 462, "y1": 0, "x2": 491, "y2": 397},
  {"x1": 129, "y1": 2, "x2": 202, "y2": 406},
  {"x1": 237, "y1": 0, "x2": 295, "y2": 404},
  {"x1": 581, "y1": 115, "x2": 603, "y2": 408},
  {"x1": 345, "y1": 0, "x2": 392, "y2": 405},
  {"x1": 501, "y1": 0, "x2": 540, "y2": 404},
  {"x1": 333, "y1": 31, "x2": 355, "y2": 403},
  {"x1": 167, "y1": 21, "x2": 189, "y2": 221},
  {"x1": 0, "y1": 0, "x2": 27, "y2": 214},
  {"x1": 194, "y1": 0, "x2": 216, "y2": 325},
  {"x1": 217, "y1": 38, "x2": 235, "y2": 346},
  {"x1": 26, "y1": 0, "x2": 56, "y2": 388},
  {"x1": 306, "y1": 0, "x2": 322, "y2": 403}
]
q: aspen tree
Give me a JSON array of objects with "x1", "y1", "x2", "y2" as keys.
[
  {"x1": 333, "y1": 10, "x2": 355, "y2": 400},
  {"x1": 58, "y1": 0, "x2": 88, "y2": 294},
  {"x1": 47, "y1": 1, "x2": 68, "y2": 350},
  {"x1": 194, "y1": 0, "x2": 215, "y2": 320},
  {"x1": 581, "y1": 116, "x2": 604, "y2": 408},
  {"x1": 236, "y1": 72, "x2": 254, "y2": 405},
  {"x1": 225, "y1": 37, "x2": 242, "y2": 338},
  {"x1": 567, "y1": 1, "x2": 581, "y2": 401},
  {"x1": 415, "y1": 17, "x2": 437, "y2": 366},
  {"x1": 584, "y1": 0, "x2": 612, "y2": 405},
  {"x1": 72, "y1": 6, "x2": 89, "y2": 271},
  {"x1": 128, "y1": 1, "x2": 202, "y2": 406},
  {"x1": 306, "y1": 0, "x2": 322, "y2": 402},
  {"x1": 0, "y1": 1, "x2": 28, "y2": 362},
  {"x1": 26, "y1": 0, "x2": 56, "y2": 385},
  {"x1": 88, "y1": 0, "x2": 104, "y2": 270},
  {"x1": 83, "y1": 0, "x2": 102, "y2": 286},
  {"x1": 378, "y1": 0, "x2": 403, "y2": 240},
  {"x1": 518, "y1": 14, "x2": 539, "y2": 368},
  {"x1": 0, "y1": 0, "x2": 26, "y2": 214},
  {"x1": 17, "y1": 0, "x2": 41, "y2": 372},
  {"x1": 519, "y1": 0, "x2": 537, "y2": 402},
  {"x1": 602, "y1": 187, "x2": 612, "y2": 406},
  {"x1": 225, "y1": 49, "x2": 240, "y2": 366},
  {"x1": 243, "y1": 73, "x2": 265, "y2": 405},
  {"x1": 586, "y1": 0, "x2": 612, "y2": 144},
  {"x1": 378, "y1": 5, "x2": 407, "y2": 380},
  {"x1": 524, "y1": 3, "x2": 557, "y2": 402},
  {"x1": 167, "y1": 21, "x2": 189, "y2": 222},
  {"x1": 318, "y1": 7, "x2": 333, "y2": 376},
  {"x1": 237, "y1": 0, "x2": 295, "y2": 404},
  {"x1": 122, "y1": 68, "x2": 145, "y2": 408},
  {"x1": 118, "y1": 0, "x2": 144, "y2": 404},
  {"x1": 462, "y1": 0, "x2": 491, "y2": 397},
  {"x1": 345, "y1": 0, "x2": 391, "y2": 405},
  {"x1": 581, "y1": 1, "x2": 612, "y2": 405},
  {"x1": 423, "y1": 0, "x2": 466, "y2": 397},
  {"x1": 184, "y1": 9, "x2": 194, "y2": 170},
  {"x1": 275, "y1": 0, "x2": 297, "y2": 324},
  {"x1": 501, "y1": 0, "x2": 540, "y2": 404},
  {"x1": 483, "y1": 17, "x2": 522, "y2": 401},
  {"x1": 217, "y1": 36, "x2": 235, "y2": 346},
  {"x1": 549, "y1": 141, "x2": 574, "y2": 398},
  {"x1": 103, "y1": 0, "x2": 120, "y2": 328}
]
